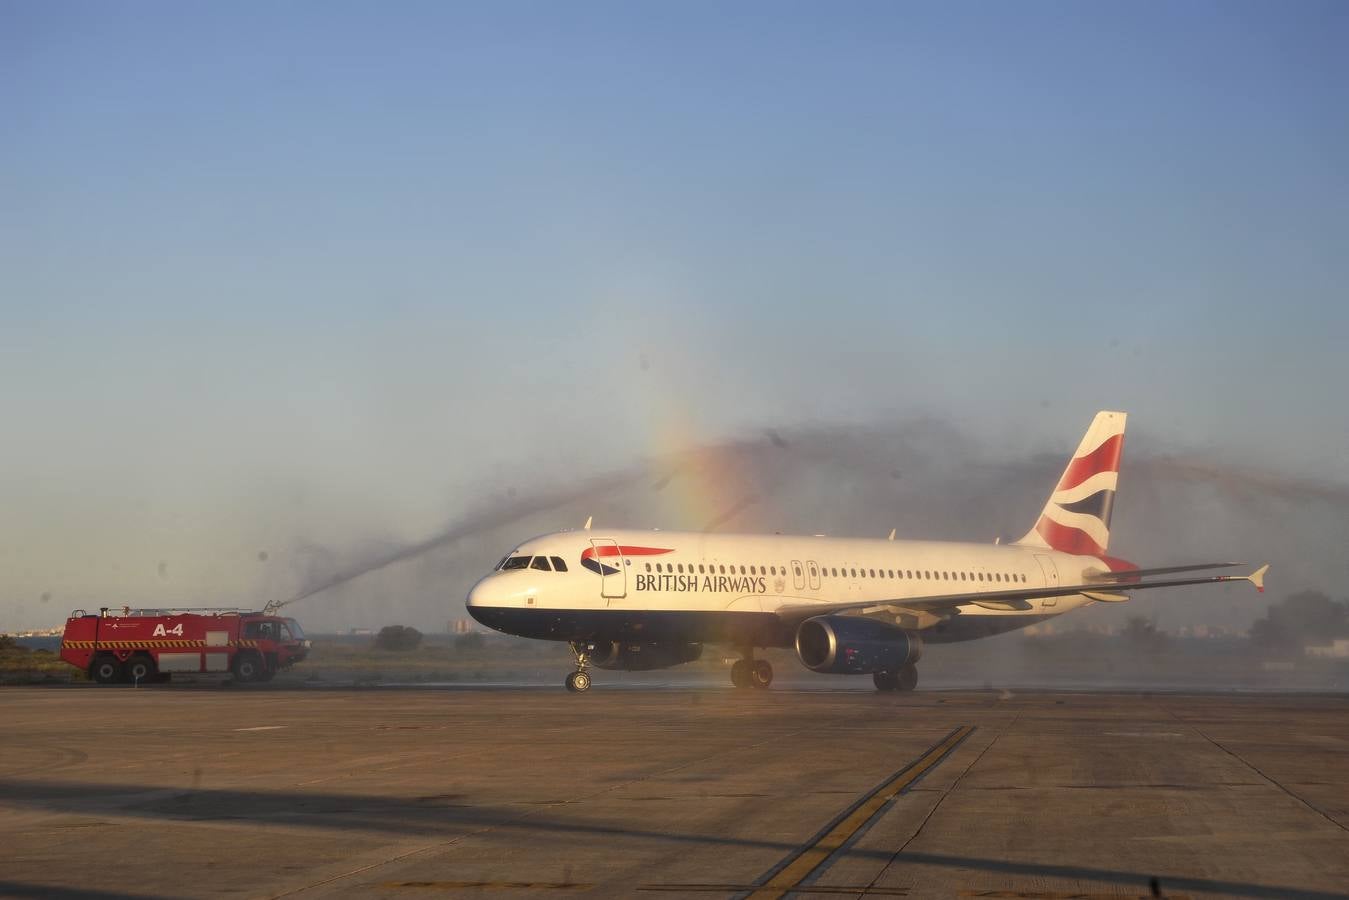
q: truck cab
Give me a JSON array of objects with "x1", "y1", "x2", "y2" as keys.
[{"x1": 240, "y1": 615, "x2": 310, "y2": 675}]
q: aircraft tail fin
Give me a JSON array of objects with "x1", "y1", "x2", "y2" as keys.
[{"x1": 1015, "y1": 411, "x2": 1126, "y2": 556}]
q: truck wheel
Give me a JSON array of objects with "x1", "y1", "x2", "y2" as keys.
[
  {"x1": 125, "y1": 655, "x2": 156, "y2": 684},
  {"x1": 90, "y1": 655, "x2": 123, "y2": 685},
  {"x1": 232, "y1": 653, "x2": 264, "y2": 684}
]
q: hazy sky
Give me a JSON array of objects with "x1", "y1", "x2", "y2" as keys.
[{"x1": 3, "y1": 1, "x2": 1346, "y2": 627}]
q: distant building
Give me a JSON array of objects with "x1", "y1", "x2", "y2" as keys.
[
  {"x1": 1306, "y1": 639, "x2": 1349, "y2": 659},
  {"x1": 448, "y1": 619, "x2": 474, "y2": 634}
]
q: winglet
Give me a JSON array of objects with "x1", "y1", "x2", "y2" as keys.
[
  {"x1": 887, "y1": 528, "x2": 896, "y2": 541},
  {"x1": 1247, "y1": 564, "x2": 1269, "y2": 593},
  {"x1": 583, "y1": 516, "x2": 592, "y2": 531}
]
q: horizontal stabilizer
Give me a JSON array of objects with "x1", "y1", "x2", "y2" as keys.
[{"x1": 1085, "y1": 562, "x2": 1242, "y2": 582}]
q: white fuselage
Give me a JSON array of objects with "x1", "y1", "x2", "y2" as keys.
[{"x1": 466, "y1": 528, "x2": 1108, "y2": 647}]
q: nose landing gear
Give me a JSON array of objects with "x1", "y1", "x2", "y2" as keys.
[{"x1": 565, "y1": 642, "x2": 592, "y2": 693}]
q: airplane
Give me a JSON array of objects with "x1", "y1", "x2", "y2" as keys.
[{"x1": 466, "y1": 411, "x2": 1268, "y2": 692}]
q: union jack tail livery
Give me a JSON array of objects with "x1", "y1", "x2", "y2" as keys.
[{"x1": 1015, "y1": 410, "x2": 1126, "y2": 556}]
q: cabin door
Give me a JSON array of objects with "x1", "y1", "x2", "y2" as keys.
[
  {"x1": 1034, "y1": 555, "x2": 1060, "y2": 607},
  {"x1": 589, "y1": 539, "x2": 626, "y2": 600}
]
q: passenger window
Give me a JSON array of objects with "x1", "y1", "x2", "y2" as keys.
[
  {"x1": 719, "y1": 565, "x2": 726, "y2": 574},
  {"x1": 645, "y1": 563, "x2": 652, "y2": 572},
  {"x1": 531, "y1": 556, "x2": 552, "y2": 571},
  {"x1": 551, "y1": 557, "x2": 567, "y2": 572},
  {"x1": 501, "y1": 556, "x2": 530, "y2": 570}
]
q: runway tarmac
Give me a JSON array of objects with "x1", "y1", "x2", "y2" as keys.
[{"x1": 1, "y1": 686, "x2": 1346, "y2": 899}]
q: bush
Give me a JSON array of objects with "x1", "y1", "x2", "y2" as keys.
[
  {"x1": 374, "y1": 625, "x2": 423, "y2": 651},
  {"x1": 454, "y1": 632, "x2": 485, "y2": 651}
]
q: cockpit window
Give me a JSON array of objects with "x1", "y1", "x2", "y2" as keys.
[
  {"x1": 500, "y1": 555, "x2": 531, "y2": 570},
  {"x1": 530, "y1": 556, "x2": 552, "y2": 571},
  {"x1": 550, "y1": 556, "x2": 568, "y2": 572}
]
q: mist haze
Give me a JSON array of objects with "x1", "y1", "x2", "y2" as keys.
[{"x1": 38, "y1": 417, "x2": 1329, "y2": 638}]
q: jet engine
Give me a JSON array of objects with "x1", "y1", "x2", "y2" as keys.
[
  {"x1": 794, "y1": 616, "x2": 922, "y2": 674},
  {"x1": 589, "y1": 641, "x2": 704, "y2": 671}
]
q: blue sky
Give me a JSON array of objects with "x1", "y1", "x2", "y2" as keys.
[{"x1": 2, "y1": 1, "x2": 1346, "y2": 626}]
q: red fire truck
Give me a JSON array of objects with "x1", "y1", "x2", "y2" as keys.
[{"x1": 60, "y1": 608, "x2": 310, "y2": 684}]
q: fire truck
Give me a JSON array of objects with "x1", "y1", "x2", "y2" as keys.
[{"x1": 60, "y1": 608, "x2": 310, "y2": 684}]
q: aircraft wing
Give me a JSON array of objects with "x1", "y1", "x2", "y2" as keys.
[{"x1": 770, "y1": 564, "x2": 1269, "y2": 627}]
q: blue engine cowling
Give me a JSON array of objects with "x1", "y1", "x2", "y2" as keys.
[
  {"x1": 794, "y1": 616, "x2": 922, "y2": 674},
  {"x1": 590, "y1": 641, "x2": 703, "y2": 671}
]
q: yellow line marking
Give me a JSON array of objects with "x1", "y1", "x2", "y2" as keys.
[
  {"x1": 747, "y1": 724, "x2": 975, "y2": 900},
  {"x1": 959, "y1": 893, "x2": 1192, "y2": 899}
]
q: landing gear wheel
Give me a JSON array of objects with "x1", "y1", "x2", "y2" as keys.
[
  {"x1": 125, "y1": 655, "x2": 156, "y2": 685},
  {"x1": 90, "y1": 655, "x2": 123, "y2": 685},
  {"x1": 730, "y1": 659, "x2": 751, "y2": 688},
  {"x1": 565, "y1": 643, "x2": 593, "y2": 693},
  {"x1": 750, "y1": 659, "x2": 773, "y2": 689},
  {"x1": 565, "y1": 670, "x2": 592, "y2": 693},
  {"x1": 897, "y1": 664, "x2": 918, "y2": 692},
  {"x1": 873, "y1": 671, "x2": 900, "y2": 692}
]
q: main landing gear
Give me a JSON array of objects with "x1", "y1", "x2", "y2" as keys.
[
  {"x1": 565, "y1": 643, "x2": 592, "y2": 693},
  {"x1": 730, "y1": 652, "x2": 772, "y2": 689},
  {"x1": 873, "y1": 664, "x2": 918, "y2": 692}
]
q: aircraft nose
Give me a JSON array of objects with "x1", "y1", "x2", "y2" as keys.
[
  {"x1": 466, "y1": 578, "x2": 494, "y2": 610},
  {"x1": 465, "y1": 577, "x2": 515, "y2": 633}
]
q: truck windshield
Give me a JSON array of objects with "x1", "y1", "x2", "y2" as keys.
[{"x1": 285, "y1": 618, "x2": 305, "y2": 639}]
